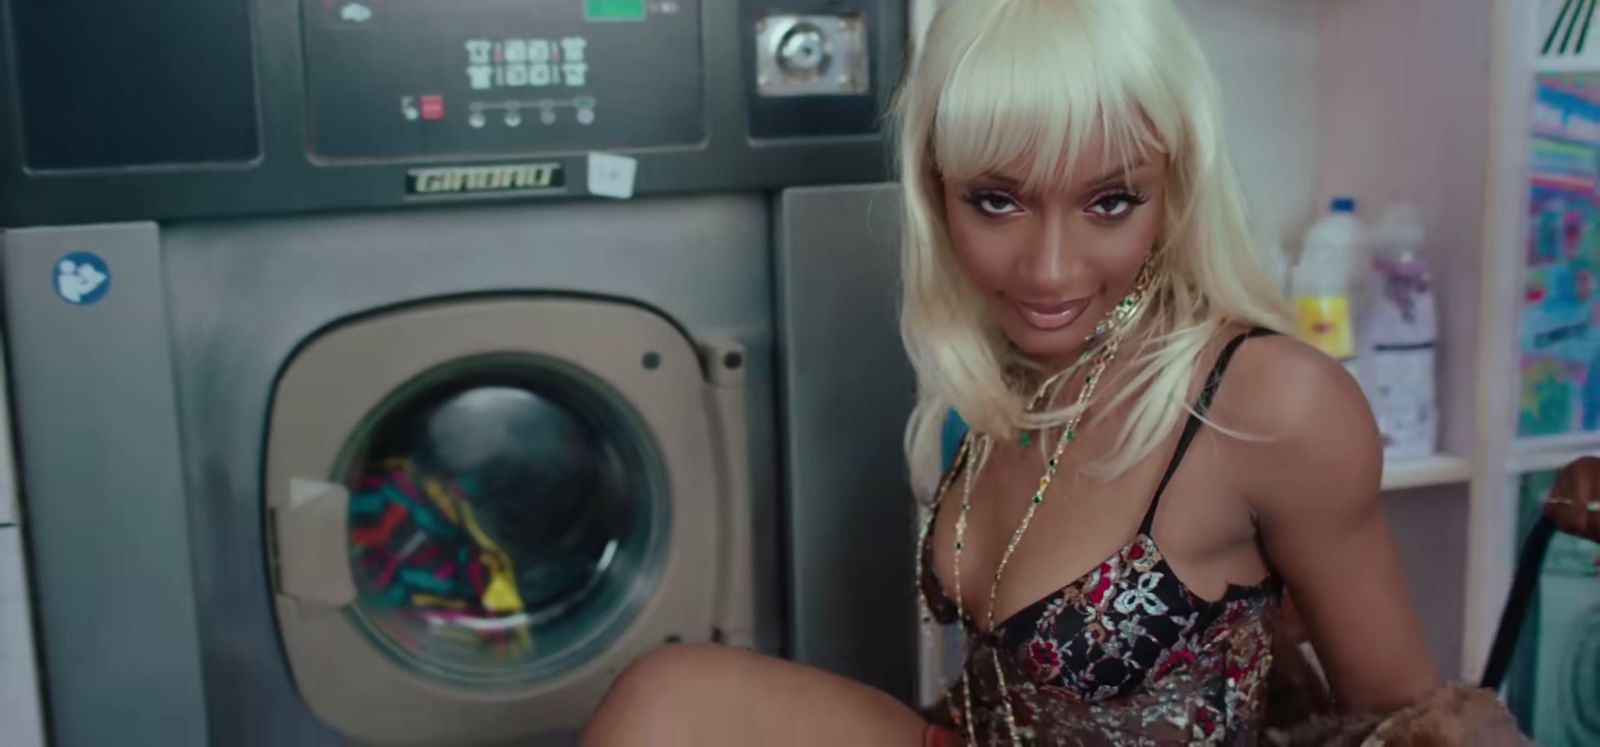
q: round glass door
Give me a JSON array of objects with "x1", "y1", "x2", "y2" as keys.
[{"x1": 337, "y1": 354, "x2": 669, "y2": 687}]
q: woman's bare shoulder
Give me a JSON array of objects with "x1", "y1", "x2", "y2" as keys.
[{"x1": 1209, "y1": 327, "x2": 1383, "y2": 511}]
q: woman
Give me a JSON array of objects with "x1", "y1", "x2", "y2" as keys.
[{"x1": 583, "y1": 1, "x2": 1518, "y2": 744}]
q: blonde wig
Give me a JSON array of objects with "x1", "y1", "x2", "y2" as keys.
[{"x1": 897, "y1": 0, "x2": 1293, "y2": 498}]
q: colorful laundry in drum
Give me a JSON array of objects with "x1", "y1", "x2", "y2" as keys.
[{"x1": 348, "y1": 458, "x2": 534, "y2": 659}]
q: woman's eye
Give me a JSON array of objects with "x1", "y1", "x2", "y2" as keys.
[
  {"x1": 1088, "y1": 195, "x2": 1135, "y2": 219},
  {"x1": 1087, "y1": 190, "x2": 1150, "y2": 220},
  {"x1": 968, "y1": 192, "x2": 1022, "y2": 217}
]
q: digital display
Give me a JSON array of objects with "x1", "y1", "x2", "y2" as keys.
[
  {"x1": 585, "y1": 0, "x2": 647, "y2": 22},
  {"x1": 465, "y1": 37, "x2": 590, "y2": 91},
  {"x1": 303, "y1": 0, "x2": 702, "y2": 160}
]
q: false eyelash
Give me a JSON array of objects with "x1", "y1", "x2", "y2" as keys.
[{"x1": 1091, "y1": 188, "x2": 1150, "y2": 206}]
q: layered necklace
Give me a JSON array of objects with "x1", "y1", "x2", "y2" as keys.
[{"x1": 942, "y1": 259, "x2": 1155, "y2": 746}]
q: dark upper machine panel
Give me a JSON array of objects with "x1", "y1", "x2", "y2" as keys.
[
  {"x1": 0, "y1": 0, "x2": 903, "y2": 225},
  {"x1": 8, "y1": 0, "x2": 262, "y2": 173}
]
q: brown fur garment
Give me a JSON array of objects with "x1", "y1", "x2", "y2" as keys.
[
  {"x1": 1262, "y1": 597, "x2": 1527, "y2": 746},
  {"x1": 1267, "y1": 682, "x2": 1529, "y2": 746}
]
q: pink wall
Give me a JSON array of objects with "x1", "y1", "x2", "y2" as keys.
[{"x1": 1315, "y1": 0, "x2": 1496, "y2": 678}]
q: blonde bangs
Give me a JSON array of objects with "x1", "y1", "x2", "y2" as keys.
[
  {"x1": 931, "y1": 1, "x2": 1171, "y2": 193},
  {"x1": 897, "y1": 0, "x2": 1293, "y2": 501}
]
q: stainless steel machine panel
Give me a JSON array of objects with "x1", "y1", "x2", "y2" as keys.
[{"x1": 776, "y1": 184, "x2": 918, "y2": 701}]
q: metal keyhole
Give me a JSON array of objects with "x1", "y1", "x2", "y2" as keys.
[{"x1": 777, "y1": 24, "x2": 829, "y2": 76}]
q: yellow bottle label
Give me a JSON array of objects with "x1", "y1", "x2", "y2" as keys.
[{"x1": 1294, "y1": 296, "x2": 1355, "y2": 359}]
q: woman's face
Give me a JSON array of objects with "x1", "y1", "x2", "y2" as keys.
[{"x1": 942, "y1": 140, "x2": 1168, "y2": 366}]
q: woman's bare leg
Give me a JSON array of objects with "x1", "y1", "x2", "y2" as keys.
[{"x1": 581, "y1": 644, "x2": 930, "y2": 747}]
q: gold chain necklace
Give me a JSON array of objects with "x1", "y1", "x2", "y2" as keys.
[
  {"x1": 942, "y1": 261, "x2": 1155, "y2": 746},
  {"x1": 951, "y1": 336, "x2": 1118, "y2": 745}
]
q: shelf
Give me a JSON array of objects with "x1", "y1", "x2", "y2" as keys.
[
  {"x1": 1507, "y1": 432, "x2": 1600, "y2": 474},
  {"x1": 1381, "y1": 454, "x2": 1473, "y2": 492},
  {"x1": 1536, "y1": 56, "x2": 1600, "y2": 74}
]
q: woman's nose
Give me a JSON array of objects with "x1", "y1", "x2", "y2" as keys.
[{"x1": 1019, "y1": 212, "x2": 1079, "y2": 292}]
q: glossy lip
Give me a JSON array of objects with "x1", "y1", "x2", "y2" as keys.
[{"x1": 1011, "y1": 296, "x2": 1093, "y2": 332}]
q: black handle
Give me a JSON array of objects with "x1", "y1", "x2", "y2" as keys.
[{"x1": 1479, "y1": 516, "x2": 1559, "y2": 690}]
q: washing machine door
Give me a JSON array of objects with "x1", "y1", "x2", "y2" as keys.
[{"x1": 264, "y1": 298, "x2": 732, "y2": 745}]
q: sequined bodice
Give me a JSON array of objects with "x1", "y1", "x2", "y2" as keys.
[
  {"x1": 920, "y1": 526, "x2": 1280, "y2": 745},
  {"x1": 920, "y1": 330, "x2": 1282, "y2": 746}
]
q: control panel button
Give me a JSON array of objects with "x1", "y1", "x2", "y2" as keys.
[
  {"x1": 420, "y1": 95, "x2": 445, "y2": 121},
  {"x1": 561, "y1": 37, "x2": 588, "y2": 63},
  {"x1": 467, "y1": 65, "x2": 494, "y2": 90},
  {"x1": 563, "y1": 63, "x2": 589, "y2": 87},
  {"x1": 505, "y1": 39, "x2": 528, "y2": 63},
  {"x1": 339, "y1": 2, "x2": 373, "y2": 24}
]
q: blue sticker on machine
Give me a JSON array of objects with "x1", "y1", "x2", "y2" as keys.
[{"x1": 54, "y1": 252, "x2": 111, "y2": 306}]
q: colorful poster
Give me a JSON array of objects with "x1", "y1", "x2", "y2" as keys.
[{"x1": 1520, "y1": 76, "x2": 1600, "y2": 437}]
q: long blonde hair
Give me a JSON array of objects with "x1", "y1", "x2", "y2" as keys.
[{"x1": 897, "y1": 0, "x2": 1293, "y2": 499}]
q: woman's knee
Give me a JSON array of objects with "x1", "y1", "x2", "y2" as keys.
[
  {"x1": 583, "y1": 644, "x2": 731, "y2": 743},
  {"x1": 612, "y1": 643, "x2": 723, "y2": 701},
  {"x1": 586, "y1": 643, "x2": 929, "y2": 746}
]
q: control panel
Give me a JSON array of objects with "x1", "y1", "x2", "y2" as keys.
[
  {"x1": 0, "y1": 0, "x2": 904, "y2": 224},
  {"x1": 305, "y1": 0, "x2": 704, "y2": 160}
]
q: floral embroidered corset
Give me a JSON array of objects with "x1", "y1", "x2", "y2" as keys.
[
  {"x1": 920, "y1": 528, "x2": 1281, "y2": 745},
  {"x1": 920, "y1": 329, "x2": 1283, "y2": 746}
]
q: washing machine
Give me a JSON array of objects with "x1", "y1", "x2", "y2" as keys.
[{"x1": 0, "y1": 1, "x2": 918, "y2": 745}]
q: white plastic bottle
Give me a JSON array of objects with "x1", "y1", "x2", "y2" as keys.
[
  {"x1": 1359, "y1": 204, "x2": 1438, "y2": 458},
  {"x1": 1292, "y1": 197, "x2": 1367, "y2": 378}
]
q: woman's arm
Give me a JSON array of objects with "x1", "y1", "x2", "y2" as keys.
[
  {"x1": 1227, "y1": 337, "x2": 1439, "y2": 712},
  {"x1": 1546, "y1": 456, "x2": 1600, "y2": 542}
]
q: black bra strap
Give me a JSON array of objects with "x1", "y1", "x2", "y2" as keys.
[{"x1": 1139, "y1": 328, "x2": 1277, "y2": 534}]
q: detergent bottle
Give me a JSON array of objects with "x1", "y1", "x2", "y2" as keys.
[
  {"x1": 1292, "y1": 197, "x2": 1366, "y2": 378},
  {"x1": 1359, "y1": 204, "x2": 1438, "y2": 458}
]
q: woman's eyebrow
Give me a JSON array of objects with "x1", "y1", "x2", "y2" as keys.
[{"x1": 972, "y1": 173, "x2": 1023, "y2": 188}]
